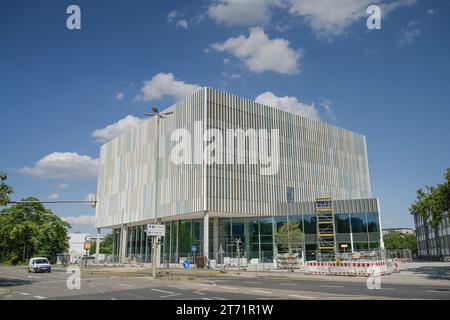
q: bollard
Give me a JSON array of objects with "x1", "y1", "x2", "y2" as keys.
[{"x1": 394, "y1": 257, "x2": 399, "y2": 272}]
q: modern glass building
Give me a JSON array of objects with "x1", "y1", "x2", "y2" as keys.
[
  {"x1": 95, "y1": 87, "x2": 384, "y2": 264},
  {"x1": 414, "y1": 212, "x2": 450, "y2": 259}
]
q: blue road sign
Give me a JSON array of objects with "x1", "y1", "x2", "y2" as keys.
[
  {"x1": 191, "y1": 245, "x2": 197, "y2": 253},
  {"x1": 182, "y1": 259, "x2": 190, "y2": 269}
]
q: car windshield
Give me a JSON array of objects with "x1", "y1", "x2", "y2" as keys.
[{"x1": 35, "y1": 259, "x2": 49, "y2": 264}]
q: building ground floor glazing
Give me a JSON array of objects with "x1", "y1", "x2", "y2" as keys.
[{"x1": 109, "y1": 211, "x2": 382, "y2": 264}]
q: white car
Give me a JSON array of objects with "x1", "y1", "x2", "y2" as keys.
[{"x1": 28, "y1": 257, "x2": 51, "y2": 273}]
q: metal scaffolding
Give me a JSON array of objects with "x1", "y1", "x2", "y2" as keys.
[{"x1": 315, "y1": 197, "x2": 336, "y2": 261}]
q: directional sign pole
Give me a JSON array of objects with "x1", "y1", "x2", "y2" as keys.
[{"x1": 152, "y1": 236, "x2": 157, "y2": 279}]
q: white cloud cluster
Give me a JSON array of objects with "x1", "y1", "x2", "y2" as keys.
[
  {"x1": 208, "y1": 0, "x2": 283, "y2": 26},
  {"x1": 135, "y1": 72, "x2": 201, "y2": 101},
  {"x1": 91, "y1": 115, "x2": 143, "y2": 144},
  {"x1": 48, "y1": 193, "x2": 59, "y2": 200},
  {"x1": 255, "y1": 91, "x2": 320, "y2": 120},
  {"x1": 211, "y1": 27, "x2": 301, "y2": 74},
  {"x1": 85, "y1": 193, "x2": 96, "y2": 201},
  {"x1": 62, "y1": 215, "x2": 96, "y2": 226},
  {"x1": 19, "y1": 152, "x2": 99, "y2": 180},
  {"x1": 57, "y1": 183, "x2": 69, "y2": 189},
  {"x1": 116, "y1": 91, "x2": 124, "y2": 101},
  {"x1": 176, "y1": 19, "x2": 189, "y2": 29}
]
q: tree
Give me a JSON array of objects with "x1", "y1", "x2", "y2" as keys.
[
  {"x1": 383, "y1": 231, "x2": 417, "y2": 254},
  {"x1": 90, "y1": 233, "x2": 113, "y2": 255},
  {"x1": 275, "y1": 221, "x2": 304, "y2": 253},
  {"x1": 0, "y1": 172, "x2": 13, "y2": 206},
  {"x1": 410, "y1": 168, "x2": 450, "y2": 258},
  {"x1": 0, "y1": 197, "x2": 71, "y2": 264}
]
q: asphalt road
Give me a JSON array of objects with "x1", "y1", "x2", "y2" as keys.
[{"x1": 1, "y1": 266, "x2": 449, "y2": 300}]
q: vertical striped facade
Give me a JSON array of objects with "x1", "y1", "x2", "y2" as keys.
[{"x1": 96, "y1": 87, "x2": 373, "y2": 228}]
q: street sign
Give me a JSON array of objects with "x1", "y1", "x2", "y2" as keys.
[
  {"x1": 340, "y1": 244, "x2": 348, "y2": 248},
  {"x1": 84, "y1": 235, "x2": 91, "y2": 242},
  {"x1": 182, "y1": 259, "x2": 190, "y2": 269},
  {"x1": 191, "y1": 245, "x2": 197, "y2": 253},
  {"x1": 147, "y1": 224, "x2": 165, "y2": 236}
]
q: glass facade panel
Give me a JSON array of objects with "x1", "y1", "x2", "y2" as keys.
[
  {"x1": 350, "y1": 213, "x2": 367, "y2": 233},
  {"x1": 335, "y1": 214, "x2": 351, "y2": 233}
]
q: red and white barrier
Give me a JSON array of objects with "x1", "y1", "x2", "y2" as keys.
[
  {"x1": 394, "y1": 257, "x2": 399, "y2": 272},
  {"x1": 305, "y1": 261, "x2": 389, "y2": 277}
]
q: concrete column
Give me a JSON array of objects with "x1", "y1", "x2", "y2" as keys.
[
  {"x1": 213, "y1": 217, "x2": 219, "y2": 261},
  {"x1": 120, "y1": 225, "x2": 127, "y2": 263},
  {"x1": 95, "y1": 228, "x2": 101, "y2": 264},
  {"x1": 203, "y1": 212, "x2": 209, "y2": 259}
]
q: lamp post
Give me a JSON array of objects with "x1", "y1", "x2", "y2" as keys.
[{"x1": 145, "y1": 107, "x2": 173, "y2": 279}]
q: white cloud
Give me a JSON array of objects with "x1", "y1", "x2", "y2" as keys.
[
  {"x1": 223, "y1": 58, "x2": 230, "y2": 64},
  {"x1": 62, "y1": 215, "x2": 96, "y2": 226},
  {"x1": 135, "y1": 72, "x2": 201, "y2": 101},
  {"x1": 168, "y1": 10, "x2": 178, "y2": 22},
  {"x1": 91, "y1": 115, "x2": 143, "y2": 144},
  {"x1": 211, "y1": 27, "x2": 301, "y2": 74},
  {"x1": 287, "y1": 0, "x2": 417, "y2": 38},
  {"x1": 19, "y1": 152, "x2": 99, "y2": 180},
  {"x1": 57, "y1": 183, "x2": 69, "y2": 189},
  {"x1": 319, "y1": 97, "x2": 335, "y2": 120},
  {"x1": 85, "y1": 193, "x2": 96, "y2": 201},
  {"x1": 176, "y1": 19, "x2": 188, "y2": 29},
  {"x1": 398, "y1": 29, "x2": 421, "y2": 45},
  {"x1": 207, "y1": 0, "x2": 283, "y2": 26},
  {"x1": 116, "y1": 91, "x2": 124, "y2": 101},
  {"x1": 426, "y1": 9, "x2": 436, "y2": 16},
  {"x1": 255, "y1": 91, "x2": 320, "y2": 120},
  {"x1": 48, "y1": 193, "x2": 59, "y2": 200}
]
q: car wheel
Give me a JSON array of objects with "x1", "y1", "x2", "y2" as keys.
[{"x1": 48, "y1": 269, "x2": 51, "y2": 273}]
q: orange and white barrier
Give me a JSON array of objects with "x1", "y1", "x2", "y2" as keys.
[{"x1": 305, "y1": 261, "x2": 389, "y2": 277}]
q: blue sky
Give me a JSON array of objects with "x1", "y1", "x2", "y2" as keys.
[{"x1": 1, "y1": 0, "x2": 449, "y2": 234}]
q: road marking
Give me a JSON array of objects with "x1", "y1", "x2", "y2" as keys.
[
  {"x1": 151, "y1": 289, "x2": 175, "y2": 295},
  {"x1": 379, "y1": 288, "x2": 395, "y2": 291},
  {"x1": 251, "y1": 290, "x2": 272, "y2": 294},
  {"x1": 33, "y1": 296, "x2": 46, "y2": 299},
  {"x1": 280, "y1": 283, "x2": 297, "y2": 286},
  {"x1": 27, "y1": 275, "x2": 41, "y2": 279},
  {"x1": 426, "y1": 290, "x2": 450, "y2": 294},
  {"x1": 213, "y1": 297, "x2": 227, "y2": 300},
  {"x1": 319, "y1": 285, "x2": 344, "y2": 288},
  {"x1": 220, "y1": 286, "x2": 238, "y2": 290},
  {"x1": 118, "y1": 283, "x2": 133, "y2": 287},
  {"x1": 110, "y1": 297, "x2": 117, "y2": 300},
  {"x1": 201, "y1": 297, "x2": 212, "y2": 300},
  {"x1": 288, "y1": 294, "x2": 314, "y2": 299},
  {"x1": 244, "y1": 281, "x2": 262, "y2": 284},
  {"x1": 20, "y1": 292, "x2": 30, "y2": 296},
  {"x1": 160, "y1": 293, "x2": 182, "y2": 298},
  {"x1": 194, "y1": 291, "x2": 206, "y2": 295}
]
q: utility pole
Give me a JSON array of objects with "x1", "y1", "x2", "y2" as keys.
[
  {"x1": 236, "y1": 238, "x2": 241, "y2": 275},
  {"x1": 145, "y1": 107, "x2": 173, "y2": 280}
]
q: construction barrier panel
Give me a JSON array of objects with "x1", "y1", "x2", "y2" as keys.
[{"x1": 305, "y1": 261, "x2": 389, "y2": 277}]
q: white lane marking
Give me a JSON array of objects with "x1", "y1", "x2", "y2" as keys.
[
  {"x1": 213, "y1": 297, "x2": 227, "y2": 300},
  {"x1": 27, "y1": 275, "x2": 41, "y2": 279},
  {"x1": 244, "y1": 281, "x2": 262, "y2": 284},
  {"x1": 220, "y1": 286, "x2": 238, "y2": 290},
  {"x1": 151, "y1": 289, "x2": 175, "y2": 295},
  {"x1": 118, "y1": 283, "x2": 133, "y2": 287},
  {"x1": 160, "y1": 293, "x2": 182, "y2": 298},
  {"x1": 426, "y1": 290, "x2": 450, "y2": 294},
  {"x1": 20, "y1": 293, "x2": 30, "y2": 296},
  {"x1": 34, "y1": 296, "x2": 46, "y2": 299},
  {"x1": 251, "y1": 290, "x2": 272, "y2": 294},
  {"x1": 202, "y1": 297, "x2": 212, "y2": 300},
  {"x1": 280, "y1": 283, "x2": 297, "y2": 286},
  {"x1": 194, "y1": 291, "x2": 206, "y2": 295},
  {"x1": 288, "y1": 294, "x2": 314, "y2": 299},
  {"x1": 319, "y1": 285, "x2": 344, "y2": 288},
  {"x1": 110, "y1": 297, "x2": 117, "y2": 300}
]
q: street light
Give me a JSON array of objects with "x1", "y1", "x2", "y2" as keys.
[{"x1": 145, "y1": 107, "x2": 173, "y2": 279}]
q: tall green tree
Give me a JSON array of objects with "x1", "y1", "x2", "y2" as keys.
[
  {"x1": 383, "y1": 231, "x2": 417, "y2": 253},
  {"x1": 410, "y1": 168, "x2": 450, "y2": 258},
  {"x1": 0, "y1": 172, "x2": 13, "y2": 206},
  {"x1": 0, "y1": 197, "x2": 71, "y2": 264},
  {"x1": 275, "y1": 221, "x2": 304, "y2": 253}
]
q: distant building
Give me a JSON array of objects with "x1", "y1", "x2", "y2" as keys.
[
  {"x1": 414, "y1": 212, "x2": 450, "y2": 259},
  {"x1": 382, "y1": 228, "x2": 415, "y2": 236},
  {"x1": 68, "y1": 233, "x2": 103, "y2": 263}
]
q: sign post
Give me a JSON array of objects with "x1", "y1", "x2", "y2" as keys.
[
  {"x1": 182, "y1": 259, "x2": 190, "y2": 278},
  {"x1": 84, "y1": 235, "x2": 91, "y2": 268},
  {"x1": 147, "y1": 224, "x2": 166, "y2": 279},
  {"x1": 191, "y1": 245, "x2": 197, "y2": 269}
]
